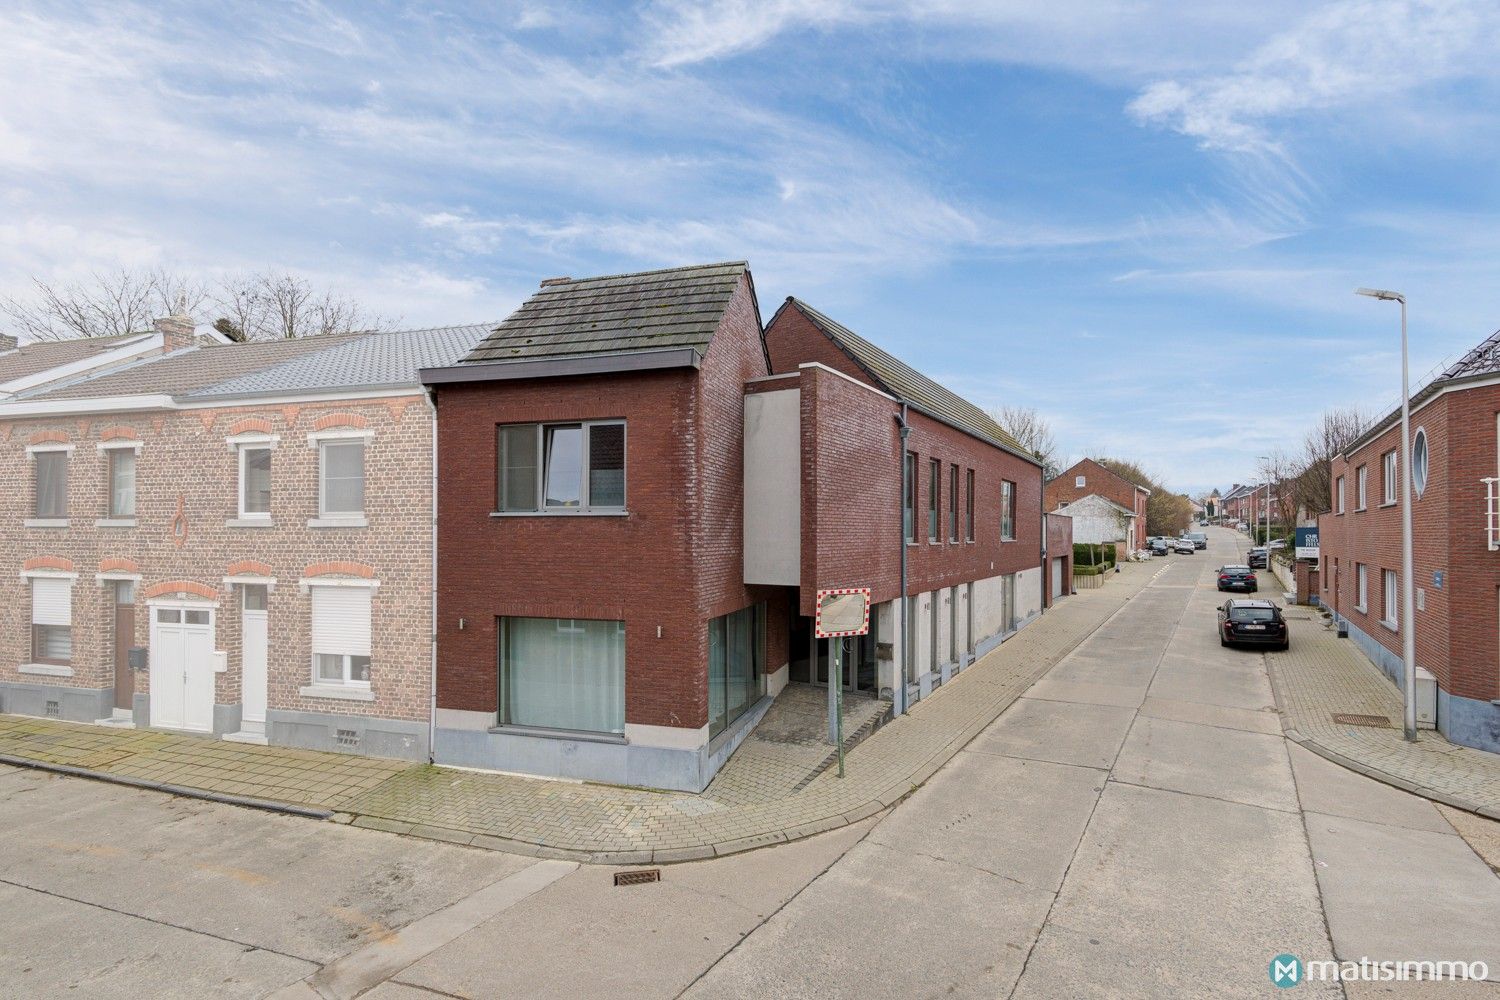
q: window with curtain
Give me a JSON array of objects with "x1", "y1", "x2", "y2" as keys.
[
  {"x1": 320, "y1": 440, "x2": 365, "y2": 515},
  {"x1": 310, "y1": 586, "x2": 372, "y2": 685},
  {"x1": 31, "y1": 577, "x2": 72, "y2": 664},
  {"x1": 33, "y1": 451, "x2": 67, "y2": 518},
  {"x1": 108, "y1": 449, "x2": 135, "y2": 517},
  {"x1": 497, "y1": 421, "x2": 626, "y2": 512},
  {"x1": 928, "y1": 459, "x2": 940, "y2": 541},
  {"x1": 708, "y1": 604, "x2": 763, "y2": 738},
  {"x1": 500, "y1": 617, "x2": 625, "y2": 734}
]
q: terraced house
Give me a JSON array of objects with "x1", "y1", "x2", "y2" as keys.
[
  {"x1": 422, "y1": 263, "x2": 1057, "y2": 791},
  {"x1": 0, "y1": 318, "x2": 487, "y2": 760}
]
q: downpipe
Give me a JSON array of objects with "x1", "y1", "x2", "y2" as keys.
[
  {"x1": 894, "y1": 405, "x2": 910, "y2": 716},
  {"x1": 424, "y1": 385, "x2": 439, "y2": 764}
]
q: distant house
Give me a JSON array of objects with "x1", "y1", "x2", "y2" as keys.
[
  {"x1": 1051, "y1": 494, "x2": 1135, "y2": 557},
  {"x1": 1045, "y1": 458, "x2": 1150, "y2": 553}
]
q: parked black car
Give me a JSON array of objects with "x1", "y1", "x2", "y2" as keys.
[
  {"x1": 1149, "y1": 538, "x2": 1169, "y2": 556},
  {"x1": 1247, "y1": 547, "x2": 1269, "y2": 568},
  {"x1": 1217, "y1": 599, "x2": 1289, "y2": 650},
  {"x1": 1217, "y1": 565, "x2": 1258, "y2": 592},
  {"x1": 1183, "y1": 532, "x2": 1207, "y2": 549}
]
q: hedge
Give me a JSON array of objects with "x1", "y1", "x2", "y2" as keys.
[
  {"x1": 1073, "y1": 563, "x2": 1107, "y2": 577},
  {"x1": 1073, "y1": 542, "x2": 1116, "y2": 568}
]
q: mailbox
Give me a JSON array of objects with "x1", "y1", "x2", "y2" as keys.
[{"x1": 128, "y1": 646, "x2": 148, "y2": 670}]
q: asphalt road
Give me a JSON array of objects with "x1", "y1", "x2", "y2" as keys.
[{"x1": 3, "y1": 527, "x2": 1498, "y2": 998}]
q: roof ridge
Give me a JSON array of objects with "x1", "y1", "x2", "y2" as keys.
[{"x1": 537, "y1": 261, "x2": 747, "y2": 287}]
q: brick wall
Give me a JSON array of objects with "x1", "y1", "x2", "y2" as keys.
[
  {"x1": 1045, "y1": 458, "x2": 1145, "y2": 546},
  {"x1": 0, "y1": 395, "x2": 434, "y2": 723}
]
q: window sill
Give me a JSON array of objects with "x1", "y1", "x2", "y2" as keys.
[
  {"x1": 1380, "y1": 501, "x2": 1397, "y2": 509},
  {"x1": 1354, "y1": 605, "x2": 1368, "y2": 614},
  {"x1": 24, "y1": 519, "x2": 69, "y2": 529},
  {"x1": 96, "y1": 518, "x2": 137, "y2": 528},
  {"x1": 489, "y1": 510, "x2": 630, "y2": 518},
  {"x1": 488, "y1": 723, "x2": 627, "y2": 745},
  {"x1": 18, "y1": 663, "x2": 73, "y2": 677},
  {"x1": 1380, "y1": 620, "x2": 1399, "y2": 633},
  {"x1": 226, "y1": 518, "x2": 275, "y2": 529},
  {"x1": 308, "y1": 516, "x2": 368, "y2": 529},
  {"x1": 299, "y1": 684, "x2": 375, "y2": 702}
]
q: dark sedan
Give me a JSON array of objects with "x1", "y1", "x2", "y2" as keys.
[
  {"x1": 1217, "y1": 599, "x2": 1289, "y2": 650},
  {"x1": 1149, "y1": 538, "x2": 1170, "y2": 556},
  {"x1": 1247, "y1": 547, "x2": 1269, "y2": 569},
  {"x1": 1217, "y1": 565, "x2": 1258, "y2": 592}
]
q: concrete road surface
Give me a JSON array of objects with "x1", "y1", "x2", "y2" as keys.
[{"x1": 3, "y1": 528, "x2": 1498, "y2": 998}]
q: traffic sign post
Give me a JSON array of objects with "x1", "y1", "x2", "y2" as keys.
[{"x1": 815, "y1": 588, "x2": 871, "y2": 779}]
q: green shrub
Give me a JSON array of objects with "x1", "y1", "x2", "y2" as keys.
[
  {"x1": 1073, "y1": 563, "x2": 1106, "y2": 577},
  {"x1": 1072, "y1": 542, "x2": 1116, "y2": 568}
]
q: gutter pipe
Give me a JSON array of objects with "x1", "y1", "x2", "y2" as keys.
[
  {"x1": 895, "y1": 405, "x2": 910, "y2": 717},
  {"x1": 424, "y1": 384, "x2": 439, "y2": 764}
]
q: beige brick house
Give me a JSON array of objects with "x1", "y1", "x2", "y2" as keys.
[{"x1": 0, "y1": 321, "x2": 487, "y2": 760}]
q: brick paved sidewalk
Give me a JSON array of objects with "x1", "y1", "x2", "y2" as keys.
[
  {"x1": 1269, "y1": 607, "x2": 1500, "y2": 820},
  {"x1": 0, "y1": 562, "x2": 1159, "y2": 863}
]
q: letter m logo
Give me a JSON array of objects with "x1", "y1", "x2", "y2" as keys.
[{"x1": 1270, "y1": 954, "x2": 1302, "y2": 988}]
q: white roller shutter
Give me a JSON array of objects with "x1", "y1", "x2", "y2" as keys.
[
  {"x1": 31, "y1": 578, "x2": 71, "y2": 626},
  {"x1": 310, "y1": 586, "x2": 372, "y2": 657}
]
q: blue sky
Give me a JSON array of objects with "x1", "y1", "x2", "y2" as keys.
[{"x1": 3, "y1": 1, "x2": 1499, "y2": 495}]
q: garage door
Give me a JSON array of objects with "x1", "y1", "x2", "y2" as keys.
[
  {"x1": 1051, "y1": 557, "x2": 1066, "y2": 600},
  {"x1": 150, "y1": 606, "x2": 215, "y2": 733}
]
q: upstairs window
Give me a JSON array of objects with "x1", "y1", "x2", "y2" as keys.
[
  {"x1": 1412, "y1": 429, "x2": 1429, "y2": 497},
  {"x1": 1335, "y1": 475, "x2": 1345, "y2": 514},
  {"x1": 33, "y1": 451, "x2": 67, "y2": 519},
  {"x1": 966, "y1": 469, "x2": 975, "y2": 541},
  {"x1": 1075, "y1": 475, "x2": 1085, "y2": 488},
  {"x1": 1382, "y1": 450, "x2": 1397, "y2": 504},
  {"x1": 240, "y1": 447, "x2": 272, "y2": 518},
  {"x1": 1355, "y1": 466, "x2": 1367, "y2": 511},
  {"x1": 319, "y1": 440, "x2": 366, "y2": 516},
  {"x1": 948, "y1": 464, "x2": 959, "y2": 542},
  {"x1": 928, "y1": 459, "x2": 940, "y2": 541},
  {"x1": 498, "y1": 421, "x2": 626, "y2": 513},
  {"x1": 107, "y1": 448, "x2": 136, "y2": 518},
  {"x1": 1001, "y1": 480, "x2": 1016, "y2": 540},
  {"x1": 903, "y1": 453, "x2": 917, "y2": 542}
]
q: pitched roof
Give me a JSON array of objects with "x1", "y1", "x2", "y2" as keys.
[
  {"x1": 0, "y1": 333, "x2": 156, "y2": 386},
  {"x1": 779, "y1": 298, "x2": 1029, "y2": 457},
  {"x1": 460, "y1": 262, "x2": 748, "y2": 366},
  {"x1": 1054, "y1": 493, "x2": 1135, "y2": 516},
  {"x1": 19, "y1": 332, "x2": 368, "y2": 402},
  {"x1": 189, "y1": 324, "x2": 492, "y2": 398},
  {"x1": 1345, "y1": 326, "x2": 1500, "y2": 455}
]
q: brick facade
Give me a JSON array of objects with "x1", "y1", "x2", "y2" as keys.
[{"x1": 1045, "y1": 458, "x2": 1148, "y2": 549}]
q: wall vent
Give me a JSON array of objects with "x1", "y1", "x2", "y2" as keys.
[
  {"x1": 335, "y1": 728, "x2": 360, "y2": 748},
  {"x1": 44, "y1": 701, "x2": 60, "y2": 717}
]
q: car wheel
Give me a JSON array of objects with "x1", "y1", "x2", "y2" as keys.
[
  {"x1": 1220, "y1": 636, "x2": 1229, "y2": 647},
  {"x1": 1281, "y1": 641, "x2": 1290, "y2": 651}
]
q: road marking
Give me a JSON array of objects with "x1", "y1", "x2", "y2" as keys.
[{"x1": 269, "y1": 858, "x2": 576, "y2": 1000}]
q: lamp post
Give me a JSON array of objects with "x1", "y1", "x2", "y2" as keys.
[
  {"x1": 1257, "y1": 456, "x2": 1270, "y2": 555},
  {"x1": 1356, "y1": 287, "x2": 1417, "y2": 742}
]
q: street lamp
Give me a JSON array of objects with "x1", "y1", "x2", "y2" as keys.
[
  {"x1": 1258, "y1": 456, "x2": 1270, "y2": 556},
  {"x1": 1356, "y1": 286, "x2": 1417, "y2": 742}
]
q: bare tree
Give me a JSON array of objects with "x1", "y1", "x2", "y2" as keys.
[
  {"x1": 2, "y1": 267, "x2": 389, "y2": 343},
  {"x1": 1090, "y1": 456, "x2": 1191, "y2": 536},
  {"x1": 1293, "y1": 406, "x2": 1370, "y2": 517},
  {"x1": 2, "y1": 267, "x2": 206, "y2": 341},
  {"x1": 991, "y1": 405, "x2": 1060, "y2": 478},
  {"x1": 1257, "y1": 450, "x2": 1301, "y2": 533}
]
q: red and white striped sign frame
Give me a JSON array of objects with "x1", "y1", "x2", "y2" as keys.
[{"x1": 815, "y1": 587, "x2": 872, "y2": 638}]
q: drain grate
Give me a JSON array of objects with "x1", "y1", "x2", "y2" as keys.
[
  {"x1": 1332, "y1": 713, "x2": 1390, "y2": 728},
  {"x1": 613, "y1": 869, "x2": 661, "y2": 887}
]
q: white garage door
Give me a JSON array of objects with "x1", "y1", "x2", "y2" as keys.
[{"x1": 1052, "y1": 557, "x2": 1066, "y2": 600}]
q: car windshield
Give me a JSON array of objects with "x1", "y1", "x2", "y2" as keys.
[
  {"x1": 1186, "y1": 534, "x2": 1206, "y2": 541},
  {"x1": 1229, "y1": 607, "x2": 1277, "y2": 622},
  {"x1": 1221, "y1": 566, "x2": 1250, "y2": 574}
]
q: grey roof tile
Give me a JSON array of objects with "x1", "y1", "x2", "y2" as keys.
[
  {"x1": 0, "y1": 333, "x2": 156, "y2": 386},
  {"x1": 460, "y1": 261, "x2": 747, "y2": 365},
  {"x1": 781, "y1": 298, "x2": 1029, "y2": 457}
]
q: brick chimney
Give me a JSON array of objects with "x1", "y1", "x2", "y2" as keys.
[
  {"x1": 0, "y1": 333, "x2": 17, "y2": 352},
  {"x1": 153, "y1": 311, "x2": 196, "y2": 352}
]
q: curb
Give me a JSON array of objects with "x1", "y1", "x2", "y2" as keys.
[{"x1": 0, "y1": 752, "x2": 334, "y2": 820}]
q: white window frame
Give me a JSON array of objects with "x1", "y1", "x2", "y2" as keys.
[
  {"x1": 26, "y1": 444, "x2": 74, "y2": 525},
  {"x1": 1355, "y1": 563, "x2": 1368, "y2": 613},
  {"x1": 19, "y1": 569, "x2": 79, "y2": 676},
  {"x1": 1336, "y1": 475, "x2": 1345, "y2": 514},
  {"x1": 1382, "y1": 450, "x2": 1397, "y2": 505},
  {"x1": 307, "y1": 428, "x2": 373, "y2": 526},
  {"x1": 1001, "y1": 480, "x2": 1016, "y2": 540},
  {"x1": 494, "y1": 419, "x2": 627, "y2": 516},
  {"x1": 227, "y1": 433, "x2": 279, "y2": 525},
  {"x1": 1411, "y1": 427, "x2": 1429, "y2": 498},
  {"x1": 1075, "y1": 475, "x2": 1086, "y2": 488},
  {"x1": 300, "y1": 578, "x2": 379, "y2": 699},
  {"x1": 1355, "y1": 465, "x2": 1367, "y2": 511},
  {"x1": 1381, "y1": 569, "x2": 1399, "y2": 629},
  {"x1": 96, "y1": 439, "x2": 142, "y2": 525}
]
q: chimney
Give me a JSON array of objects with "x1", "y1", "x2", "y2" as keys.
[
  {"x1": 539, "y1": 276, "x2": 571, "y2": 287},
  {"x1": 0, "y1": 333, "x2": 17, "y2": 352},
  {"x1": 153, "y1": 311, "x2": 196, "y2": 352}
]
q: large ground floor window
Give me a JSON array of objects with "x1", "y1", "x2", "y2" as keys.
[
  {"x1": 709, "y1": 603, "x2": 764, "y2": 739},
  {"x1": 499, "y1": 617, "x2": 625, "y2": 735}
]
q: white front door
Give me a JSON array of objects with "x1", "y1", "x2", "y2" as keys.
[
  {"x1": 150, "y1": 606, "x2": 215, "y2": 733},
  {"x1": 241, "y1": 586, "x2": 269, "y2": 733}
]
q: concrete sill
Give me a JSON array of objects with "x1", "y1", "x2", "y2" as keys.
[
  {"x1": 489, "y1": 510, "x2": 630, "y2": 518},
  {"x1": 226, "y1": 518, "x2": 274, "y2": 529},
  {"x1": 299, "y1": 684, "x2": 375, "y2": 702},
  {"x1": 18, "y1": 663, "x2": 73, "y2": 677},
  {"x1": 1354, "y1": 606, "x2": 1367, "y2": 614},
  {"x1": 488, "y1": 723, "x2": 627, "y2": 745},
  {"x1": 24, "y1": 519, "x2": 68, "y2": 529},
  {"x1": 307, "y1": 517, "x2": 368, "y2": 529},
  {"x1": 95, "y1": 518, "x2": 137, "y2": 528},
  {"x1": 1380, "y1": 620, "x2": 1399, "y2": 633},
  {"x1": 1380, "y1": 501, "x2": 1397, "y2": 509}
]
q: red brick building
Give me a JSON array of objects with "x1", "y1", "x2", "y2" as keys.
[
  {"x1": 422, "y1": 265, "x2": 1059, "y2": 790},
  {"x1": 1318, "y1": 328, "x2": 1500, "y2": 753},
  {"x1": 1045, "y1": 458, "x2": 1150, "y2": 554}
]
